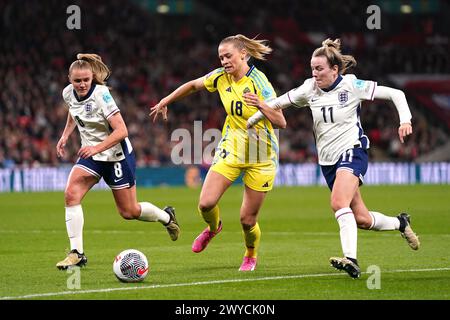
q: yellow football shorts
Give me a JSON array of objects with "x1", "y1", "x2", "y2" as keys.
[{"x1": 210, "y1": 157, "x2": 276, "y2": 192}]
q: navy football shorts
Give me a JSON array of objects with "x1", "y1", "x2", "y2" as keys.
[
  {"x1": 75, "y1": 152, "x2": 136, "y2": 190},
  {"x1": 320, "y1": 147, "x2": 368, "y2": 190}
]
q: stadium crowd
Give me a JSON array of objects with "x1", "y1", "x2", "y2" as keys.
[{"x1": 0, "y1": 0, "x2": 449, "y2": 168}]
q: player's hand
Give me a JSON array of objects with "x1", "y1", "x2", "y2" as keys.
[
  {"x1": 149, "y1": 99, "x2": 168, "y2": 122},
  {"x1": 398, "y1": 123, "x2": 412, "y2": 143},
  {"x1": 243, "y1": 93, "x2": 260, "y2": 108},
  {"x1": 78, "y1": 146, "x2": 99, "y2": 159},
  {"x1": 56, "y1": 136, "x2": 67, "y2": 158}
]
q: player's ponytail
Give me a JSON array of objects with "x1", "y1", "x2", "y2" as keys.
[
  {"x1": 69, "y1": 53, "x2": 111, "y2": 85},
  {"x1": 313, "y1": 38, "x2": 357, "y2": 74},
  {"x1": 220, "y1": 34, "x2": 272, "y2": 61}
]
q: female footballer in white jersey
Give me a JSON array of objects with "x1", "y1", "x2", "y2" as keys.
[
  {"x1": 55, "y1": 54, "x2": 180, "y2": 270},
  {"x1": 246, "y1": 39, "x2": 420, "y2": 278}
]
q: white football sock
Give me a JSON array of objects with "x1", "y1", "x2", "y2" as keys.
[
  {"x1": 138, "y1": 202, "x2": 170, "y2": 224},
  {"x1": 335, "y1": 207, "x2": 357, "y2": 260},
  {"x1": 65, "y1": 204, "x2": 84, "y2": 254},
  {"x1": 369, "y1": 211, "x2": 400, "y2": 231}
]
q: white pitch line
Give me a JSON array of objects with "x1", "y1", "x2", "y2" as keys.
[
  {"x1": 1, "y1": 229, "x2": 450, "y2": 238},
  {"x1": 1, "y1": 267, "x2": 450, "y2": 300}
]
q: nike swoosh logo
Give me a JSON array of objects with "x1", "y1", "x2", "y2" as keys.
[
  {"x1": 311, "y1": 98, "x2": 319, "y2": 102},
  {"x1": 137, "y1": 267, "x2": 148, "y2": 275},
  {"x1": 114, "y1": 178, "x2": 123, "y2": 182},
  {"x1": 65, "y1": 219, "x2": 72, "y2": 222}
]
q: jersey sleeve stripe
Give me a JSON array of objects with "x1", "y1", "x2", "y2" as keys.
[
  {"x1": 369, "y1": 82, "x2": 377, "y2": 100},
  {"x1": 207, "y1": 67, "x2": 224, "y2": 77},
  {"x1": 287, "y1": 91, "x2": 303, "y2": 108},
  {"x1": 213, "y1": 73, "x2": 225, "y2": 89},
  {"x1": 251, "y1": 70, "x2": 269, "y2": 90},
  {"x1": 249, "y1": 71, "x2": 275, "y2": 98},
  {"x1": 204, "y1": 68, "x2": 225, "y2": 92},
  {"x1": 248, "y1": 73, "x2": 263, "y2": 90},
  {"x1": 255, "y1": 70, "x2": 273, "y2": 88},
  {"x1": 247, "y1": 78, "x2": 259, "y2": 94},
  {"x1": 254, "y1": 70, "x2": 276, "y2": 96},
  {"x1": 105, "y1": 109, "x2": 120, "y2": 119}
]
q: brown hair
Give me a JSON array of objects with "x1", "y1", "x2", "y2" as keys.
[
  {"x1": 220, "y1": 34, "x2": 272, "y2": 61},
  {"x1": 312, "y1": 38, "x2": 357, "y2": 74},
  {"x1": 68, "y1": 53, "x2": 111, "y2": 85}
]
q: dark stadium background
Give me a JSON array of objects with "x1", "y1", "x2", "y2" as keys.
[{"x1": 0, "y1": 0, "x2": 449, "y2": 171}]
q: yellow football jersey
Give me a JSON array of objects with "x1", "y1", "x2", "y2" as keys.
[{"x1": 203, "y1": 66, "x2": 279, "y2": 166}]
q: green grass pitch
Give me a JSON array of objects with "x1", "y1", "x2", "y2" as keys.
[{"x1": 0, "y1": 185, "x2": 449, "y2": 300}]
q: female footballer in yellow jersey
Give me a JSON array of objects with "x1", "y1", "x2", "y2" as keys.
[{"x1": 150, "y1": 34, "x2": 286, "y2": 271}]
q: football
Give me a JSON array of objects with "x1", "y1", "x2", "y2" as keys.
[{"x1": 113, "y1": 249, "x2": 149, "y2": 283}]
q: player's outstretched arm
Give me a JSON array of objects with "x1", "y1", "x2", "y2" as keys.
[
  {"x1": 373, "y1": 86, "x2": 413, "y2": 143},
  {"x1": 150, "y1": 77, "x2": 205, "y2": 122}
]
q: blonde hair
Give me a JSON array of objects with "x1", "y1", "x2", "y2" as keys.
[
  {"x1": 68, "y1": 53, "x2": 111, "y2": 85},
  {"x1": 312, "y1": 38, "x2": 357, "y2": 74},
  {"x1": 220, "y1": 34, "x2": 272, "y2": 61}
]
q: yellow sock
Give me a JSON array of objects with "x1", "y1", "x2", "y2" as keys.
[
  {"x1": 243, "y1": 222, "x2": 261, "y2": 258},
  {"x1": 198, "y1": 205, "x2": 220, "y2": 232}
]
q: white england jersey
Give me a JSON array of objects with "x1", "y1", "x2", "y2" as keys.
[
  {"x1": 286, "y1": 74, "x2": 377, "y2": 165},
  {"x1": 62, "y1": 84, "x2": 133, "y2": 162}
]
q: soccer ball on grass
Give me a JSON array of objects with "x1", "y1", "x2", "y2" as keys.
[{"x1": 113, "y1": 249, "x2": 149, "y2": 282}]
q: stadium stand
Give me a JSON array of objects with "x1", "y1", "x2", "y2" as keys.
[{"x1": 0, "y1": 0, "x2": 449, "y2": 168}]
